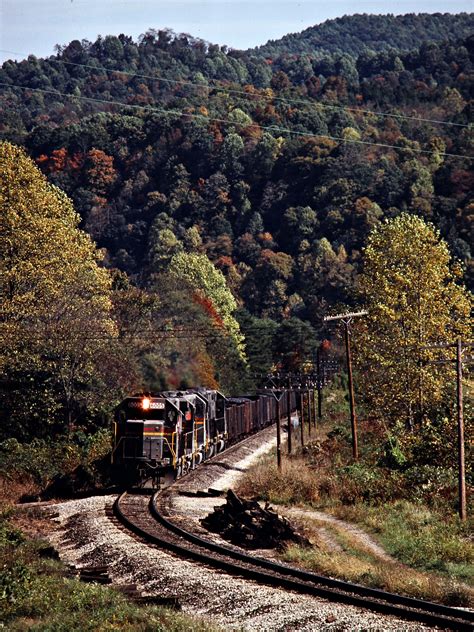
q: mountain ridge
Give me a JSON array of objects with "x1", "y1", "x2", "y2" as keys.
[{"x1": 250, "y1": 12, "x2": 474, "y2": 57}]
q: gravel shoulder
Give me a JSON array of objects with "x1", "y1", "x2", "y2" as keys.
[{"x1": 44, "y1": 426, "x2": 435, "y2": 631}]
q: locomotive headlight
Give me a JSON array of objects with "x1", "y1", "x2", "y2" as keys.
[{"x1": 142, "y1": 397, "x2": 151, "y2": 410}]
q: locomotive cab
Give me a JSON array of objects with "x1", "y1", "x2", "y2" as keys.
[{"x1": 112, "y1": 395, "x2": 181, "y2": 473}]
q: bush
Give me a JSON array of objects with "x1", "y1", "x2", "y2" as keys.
[
  {"x1": 0, "y1": 430, "x2": 113, "y2": 500},
  {"x1": 403, "y1": 465, "x2": 457, "y2": 506},
  {"x1": 238, "y1": 458, "x2": 322, "y2": 506},
  {"x1": 0, "y1": 511, "x2": 218, "y2": 630},
  {"x1": 380, "y1": 434, "x2": 407, "y2": 469}
]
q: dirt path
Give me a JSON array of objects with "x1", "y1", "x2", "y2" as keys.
[{"x1": 280, "y1": 506, "x2": 396, "y2": 563}]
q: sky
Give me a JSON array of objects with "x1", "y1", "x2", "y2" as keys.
[{"x1": 1, "y1": 0, "x2": 473, "y2": 64}]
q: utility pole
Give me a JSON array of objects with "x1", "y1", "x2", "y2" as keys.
[
  {"x1": 316, "y1": 349, "x2": 323, "y2": 419},
  {"x1": 312, "y1": 386, "x2": 317, "y2": 428},
  {"x1": 307, "y1": 384, "x2": 312, "y2": 437},
  {"x1": 456, "y1": 338, "x2": 466, "y2": 522},
  {"x1": 300, "y1": 390, "x2": 305, "y2": 447},
  {"x1": 422, "y1": 339, "x2": 473, "y2": 521},
  {"x1": 276, "y1": 396, "x2": 282, "y2": 470},
  {"x1": 287, "y1": 376, "x2": 292, "y2": 455},
  {"x1": 324, "y1": 311, "x2": 367, "y2": 461}
]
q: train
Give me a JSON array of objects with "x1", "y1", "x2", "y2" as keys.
[{"x1": 111, "y1": 387, "x2": 297, "y2": 484}]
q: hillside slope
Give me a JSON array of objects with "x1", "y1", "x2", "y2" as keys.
[{"x1": 252, "y1": 13, "x2": 474, "y2": 57}]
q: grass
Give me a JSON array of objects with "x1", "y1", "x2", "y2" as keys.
[
  {"x1": 0, "y1": 508, "x2": 219, "y2": 631},
  {"x1": 333, "y1": 501, "x2": 473, "y2": 582},
  {"x1": 278, "y1": 512, "x2": 472, "y2": 606},
  {"x1": 235, "y1": 427, "x2": 473, "y2": 606}
]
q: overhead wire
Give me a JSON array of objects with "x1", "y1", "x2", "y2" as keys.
[
  {"x1": 0, "y1": 47, "x2": 469, "y2": 129},
  {"x1": 0, "y1": 81, "x2": 471, "y2": 160}
]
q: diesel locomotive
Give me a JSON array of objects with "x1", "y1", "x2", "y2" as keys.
[{"x1": 112, "y1": 387, "x2": 297, "y2": 483}]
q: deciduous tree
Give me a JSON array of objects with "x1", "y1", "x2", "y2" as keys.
[
  {"x1": 356, "y1": 213, "x2": 472, "y2": 428},
  {"x1": 0, "y1": 142, "x2": 116, "y2": 437}
]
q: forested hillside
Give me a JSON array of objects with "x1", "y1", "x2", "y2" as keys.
[
  {"x1": 0, "y1": 13, "x2": 472, "y2": 405},
  {"x1": 254, "y1": 12, "x2": 474, "y2": 57},
  {"x1": 0, "y1": 18, "x2": 472, "y2": 624}
]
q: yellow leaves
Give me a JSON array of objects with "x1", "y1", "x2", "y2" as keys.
[
  {"x1": 168, "y1": 252, "x2": 246, "y2": 362},
  {"x1": 0, "y1": 141, "x2": 115, "y2": 387},
  {"x1": 356, "y1": 212, "x2": 473, "y2": 425}
]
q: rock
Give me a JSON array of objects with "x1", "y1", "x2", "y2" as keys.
[{"x1": 200, "y1": 489, "x2": 310, "y2": 550}]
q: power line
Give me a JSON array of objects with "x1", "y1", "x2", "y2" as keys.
[
  {"x1": 1, "y1": 323, "x2": 317, "y2": 338},
  {"x1": 0, "y1": 81, "x2": 471, "y2": 160},
  {"x1": 0, "y1": 47, "x2": 469, "y2": 129}
]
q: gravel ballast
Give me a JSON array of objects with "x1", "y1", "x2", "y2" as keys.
[{"x1": 47, "y1": 427, "x2": 436, "y2": 631}]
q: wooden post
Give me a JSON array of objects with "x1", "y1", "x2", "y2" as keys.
[
  {"x1": 300, "y1": 392, "x2": 305, "y2": 447},
  {"x1": 324, "y1": 311, "x2": 366, "y2": 462},
  {"x1": 317, "y1": 352, "x2": 323, "y2": 419},
  {"x1": 421, "y1": 338, "x2": 472, "y2": 521},
  {"x1": 312, "y1": 387, "x2": 317, "y2": 427},
  {"x1": 456, "y1": 338, "x2": 466, "y2": 521},
  {"x1": 307, "y1": 387, "x2": 312, "y2": 437},
  {"x1": 287, "y1": 378, "x2": 292, "y2": 455},
  {"x1": 344, "y1": 321, "x2": 358, "y2": 461},
  {"x1": 276, "y1": 397, "x2": 282, "y2": 470}
]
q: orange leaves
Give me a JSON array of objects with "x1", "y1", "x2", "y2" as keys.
[
  {"x1": 192, "y1": 351, "x2": 219, "y2": 389},
  {"x1": 36, "y1": 148, "x2": 84, "y2": 174},
  {"x1": 320, "y1": 339, "x2": 331, "y2": 353},
  {"x1": 85, "y1": 149, "x2": 116, "y2": 195},
  {"x1": 192, "y1": 291, "x2": 225, "y2": 329}
]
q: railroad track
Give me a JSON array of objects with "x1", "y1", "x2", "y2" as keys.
[{"x1": 113, "y1": 491, "x2": 474, "y2": 631}]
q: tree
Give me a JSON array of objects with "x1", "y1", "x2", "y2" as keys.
[
  {"x1": 273, "y1": 318, "x2": 317, "y2": 372},
  {"x1": 236, "y1": 309, "x2": 278, "y2": 378},
  {"x1": 356, "y1": 213, "x2": 472, "y2": 428},
  {"x1": 166, "y1": 253, "x2": 247, "y2": 392},
  {"x1": 242, "y1": 250, "x2": 294, "y2": 319},
  {"x1": 147, "y1": 225, "x2": 183, "y2": 272},
  {"x1": 0, "y1": 142, "x2": 116, "y2": 437},
  {"x1": 168, "y1": 253, "x2": 244, "y2": 354},
  {"x1": 85, "y1": 148, "x2": 116, "y2": 196}
]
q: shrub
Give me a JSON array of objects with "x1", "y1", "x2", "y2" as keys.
[{"x1": 0, "y1": 430, "x2": 113, "y2": 500}]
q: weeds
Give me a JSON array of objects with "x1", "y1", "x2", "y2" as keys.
[
  {"x1": 0, "y1": 510, "x2": 219, "y2": 631},
  {"x1": 334, "y1": 501, "x2": 473, "y2": 582},
  {"x1": 236, "y1": 412, "x2": 473, "y2": 605},
  {"x1": 282, "y1": 541, "x2": 472, "y2": 606}
]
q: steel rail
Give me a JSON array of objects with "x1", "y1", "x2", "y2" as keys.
[
  {"x1": 114, "y1": 491, "x2": 473, "y2": 631},
  {"x1": 152, "y1": 491, "x2": 474, "y2": 622}
]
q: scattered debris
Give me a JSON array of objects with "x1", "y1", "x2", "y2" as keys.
[
  {"x1": 70, "y1": 564, "x2": 182, "y2": 608},
  {"x1": 200, "y1": 489, "x2": 310, "y2": 550},
  {"x1": 178, "y1": 488, "x2": 225, "y2": 498},
  {"x1": 77, "y1": 565, "x2": 111, "y2": 584}
]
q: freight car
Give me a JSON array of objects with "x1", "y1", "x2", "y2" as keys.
[{"x1": 112, "y1": 387, "x2": 296, "y2": 484}]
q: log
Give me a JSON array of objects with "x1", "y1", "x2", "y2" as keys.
[{"x1": 200, "y1": 489, "x2": 310, "y2": 550}]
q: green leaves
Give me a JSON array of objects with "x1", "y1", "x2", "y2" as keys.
[{"x1": 169, "y1": 252, "x2": 245, "y2": 359}]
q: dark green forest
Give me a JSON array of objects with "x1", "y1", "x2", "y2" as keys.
[
  {"x1": 254, "y1": 12, "x2": 474, "y2": 56},
  {"x1": 0, "y1": 12, "x2": 472, "y2": 436}
]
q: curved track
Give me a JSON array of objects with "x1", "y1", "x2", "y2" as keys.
[{"x1": 113, "y1": 491, "x2": 473, "y2": 631}]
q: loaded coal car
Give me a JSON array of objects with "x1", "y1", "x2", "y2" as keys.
[
  {"x1": 112, "y1": 387, "x2": 297, "y2": 485},
  {"x1": 226, "y1": 397, "x2": 253, "y2": 441}
]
